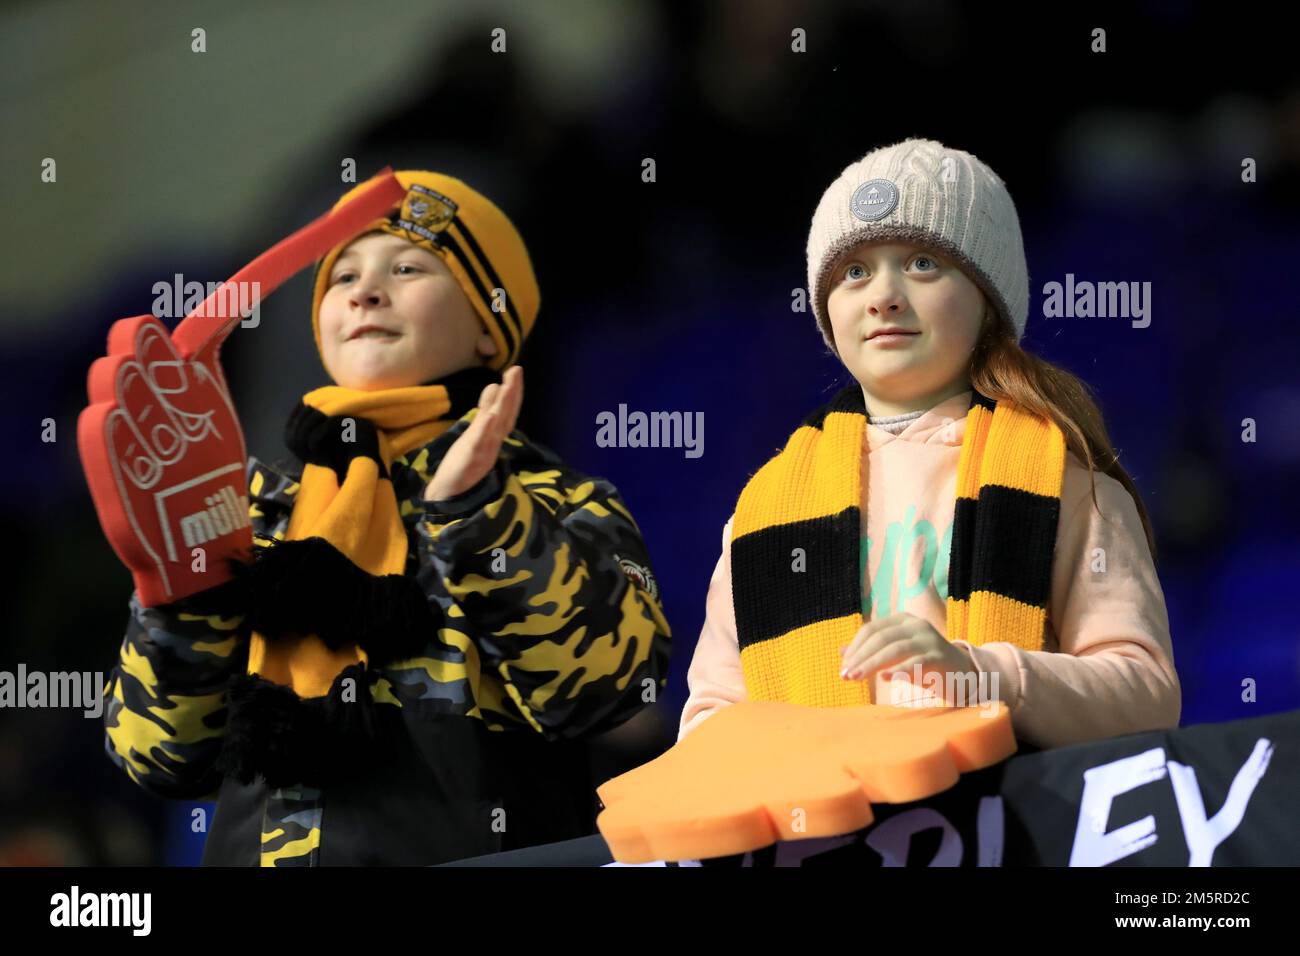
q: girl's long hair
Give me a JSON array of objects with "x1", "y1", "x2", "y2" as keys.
[{"x1": 968, "y1": 301, "x2": 1159, "y2": 565}]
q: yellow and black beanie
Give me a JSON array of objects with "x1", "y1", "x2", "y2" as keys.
[{"x1": 309, "y1": 170, "x2": 540, "y2": 371}]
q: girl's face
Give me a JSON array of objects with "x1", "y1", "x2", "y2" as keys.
[
  {"x1": 317, "y1": 232, "x2": 497, "y2": 390},
  {"x1": 826, "y1": 241, "x2": 986, "y2": 416}
]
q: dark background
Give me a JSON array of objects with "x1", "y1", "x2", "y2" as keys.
[{"x1": 2, "y1": 0, "x2": 1297, "y2": 865}]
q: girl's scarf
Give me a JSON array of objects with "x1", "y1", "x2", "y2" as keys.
[{"x1": 730, "y1": 385, "x2": 1066, "y2": 707}]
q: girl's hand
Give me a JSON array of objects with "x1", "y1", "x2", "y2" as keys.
[
  {"x1": 423, "y1": 365, "x2": 523, "y2": 503},
  {"x1": 839, "y1": 611, "x2": 975, "y2": 689}
]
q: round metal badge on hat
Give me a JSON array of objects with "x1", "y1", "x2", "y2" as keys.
[{"x1": 849, "y1": 179, "x2": 899, "y2": 222}]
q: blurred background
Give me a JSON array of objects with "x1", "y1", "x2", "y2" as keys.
[{"x1": 2, "y1": 0, "x2": 1297, "y2": 865}]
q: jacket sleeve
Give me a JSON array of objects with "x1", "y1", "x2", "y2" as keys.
[
  {"x1": 103, "y1": 583, "x2": 250, "y2": 800},
  {"x1": 678, "y1": 516, "x2": 747, "y2": 741},
  {"x1": 102, "y1": 456, "x2": 291, "y2": 800},
  {"x1": 950, "y1": 461, "x2": 1182, "y2": 749},
  {"x1": 416, "y1": 431, "x2": 672, "y2": 740}
]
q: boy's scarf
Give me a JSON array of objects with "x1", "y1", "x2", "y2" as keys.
[
  {"x1": 730, "y1": 385, "x2": 1066, "y2": 707},
  {"x1": 242, "y1": 365, "x2": 500, "y2": 700}
]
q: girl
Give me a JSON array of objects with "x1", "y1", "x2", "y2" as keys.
[
  {"x1": 101, "y1": 170, "x2": 672, "y2": 865},
  {"x1": 680, "y1": 138, "x2": 1179, "y2": 751}
]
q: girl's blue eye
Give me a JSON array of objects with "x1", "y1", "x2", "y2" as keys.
[
  {"x1": 913, "y1": 255, "x2": 937, "y2": 270},
  {"x1": 332, "y1": 272, "x2": 354, "y2": 284},
  {"x1": 845, "y1": 263, "x2": 866, "y2": 281},
  {"x1": 396, "y1": 264, "x2": 419, "y2": 274}
]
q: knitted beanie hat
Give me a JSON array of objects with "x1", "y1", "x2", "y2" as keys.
[
  {"x1": 310, "y1": 170, "x2": 539, "y2": 372},
  {"x1": 806, "y1": 137, "x2": 1029, "y2": 354}
]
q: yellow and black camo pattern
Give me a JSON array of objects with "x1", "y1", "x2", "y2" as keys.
[
  {"x1": 416, "y1": 421, "x2": 673, "y2": 736},
  {"x1": 103, "y1": 595, "x2": 248, "y2": 802},
  {"x1": 258, "y1": 785, "x2": 323, "y2": 867},
  {"x1": 104, "y1": 413, "x2": 672, "y2": 866}
]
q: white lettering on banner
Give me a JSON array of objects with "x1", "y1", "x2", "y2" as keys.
[
  {"x1": 1070, "y1": 746, "x2": 1165, "y2": 866},
  {"x1": 867, "y1": 807, "x2": 963, "y2": 866},
  {"x1": 976, "y1": 794, "x2": 1003, "y2": 867},
  {"x1": 1169, "y1": 738, "x2": 1274, "y2": 867},
  {"x1": 772, "y1": 832, "x2": 858, "y2": 865},
  {"x1": 49, "y1": 885, "x2": 151, "y2": 936},
  {"x1": 1069, "y1": 738, "x2": 1272, "y2": 867},
  {"x1": 622, "y1": 796, "x2": 1009, "y2": 867},
  {"x1": 774, "y1": 795, "x2": 1005, "y2": 866}
]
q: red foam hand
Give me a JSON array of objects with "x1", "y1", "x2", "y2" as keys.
[{"x1": 78, "y1": 170, "x2": 407, "y2": 607}]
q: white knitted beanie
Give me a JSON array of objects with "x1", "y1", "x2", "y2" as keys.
[{"x1": 806, "y1": 137, "x2": 1029, "y2": 354}]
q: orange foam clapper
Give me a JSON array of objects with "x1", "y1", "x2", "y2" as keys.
[{"x1": 596, "y1": 700, "x2": 1016, "y2": 863}]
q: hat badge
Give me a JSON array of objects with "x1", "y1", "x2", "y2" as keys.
[{"x1": 849, "y1": 178, "x2": 899, "y2": 222}]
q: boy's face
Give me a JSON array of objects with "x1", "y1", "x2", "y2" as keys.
[
  {"x1": 318, "y1": 232, "x2": 496, "y2": 390},
  {"x1": 825, "y1": 240, "x2": 985, "y2": 414}
]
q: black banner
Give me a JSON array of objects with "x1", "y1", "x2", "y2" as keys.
[{"x1": 444, "y1": 708, "x2": 1300, "y2": 867}]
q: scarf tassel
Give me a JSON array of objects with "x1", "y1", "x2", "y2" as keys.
[
  {"x1": 228, "y1": 536, "x2": 440, "y2": 666},
  {"x1": 215, "y1": 663, "x2": 401, "y2": 789}
]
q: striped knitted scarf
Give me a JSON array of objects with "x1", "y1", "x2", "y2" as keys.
[
  {"x1": 238, "y1": 365, "x2": 499, "y2": 701},
  {"x1": 730, "y1": 385, "x2": 1066, "y2": 707}
]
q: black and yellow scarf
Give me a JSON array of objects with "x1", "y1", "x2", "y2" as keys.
[
  {"x1": 216, "y1": 365, "x2": 499, "y2": 787},
  {"x1": 730, "y1": 385, "x2": 1066, "y2": 707}
]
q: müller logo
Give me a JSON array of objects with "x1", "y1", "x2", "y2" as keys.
[{"x1": 178, "y1": 484, "x2": 251, "y2": 549}]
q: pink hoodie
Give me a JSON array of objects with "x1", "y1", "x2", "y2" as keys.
[{"x1": 679, "y1": 390, "x2": 1181, "y2": 750}]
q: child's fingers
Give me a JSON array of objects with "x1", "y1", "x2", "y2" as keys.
[
  {"x1": 876, "y1": 655, "x2": 927, "y2": 685},
  {"x1": 482, "y1": 373, "x2": 511, "y2": 439},
  {"x1": 842, "y1": 628, "x2": 918, "y2": 679},
  {"x1": 473, "y1": 384, "x2": 513, "y2": 449},
  {"x1": 500, "y1": 366, "x2": 523, "y2": 433},
  {"x1": 841, "y1": 612, "x2": 910, "y2": 658},
  {"x1": 482, "y1": 368, "x2": 518, "y2": 443},
  {"x1": 485, "y1": 403, "x2": 508, "y2": 447},
  {"x1": 841, "y1": 619, "x2": 912, "y2": 669},
  {"x1": 460, "y1": 398, "x2": 500, "y2": 453},
  {"x1": 497, "y1": 370, "x2": 517, "y2": 416},
  {"x1": 842, "y1": 648, "x2": 910, "y2": 681}
]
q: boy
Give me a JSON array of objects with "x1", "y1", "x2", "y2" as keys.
[{"x1": 100, "y1": 170, "x2": 672, "y2": 865}]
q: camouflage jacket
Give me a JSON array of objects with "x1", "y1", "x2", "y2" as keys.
[{"x1": 102, "y1": 410, "x2": 672, "y2": 865}]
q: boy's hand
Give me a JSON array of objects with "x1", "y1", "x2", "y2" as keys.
[
  {"x1": 839, "y1": 611, "x2": 976, "y2": 688},
  {"x1": 424, "y1": 365, "x2": 523, "y2": 504}
]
